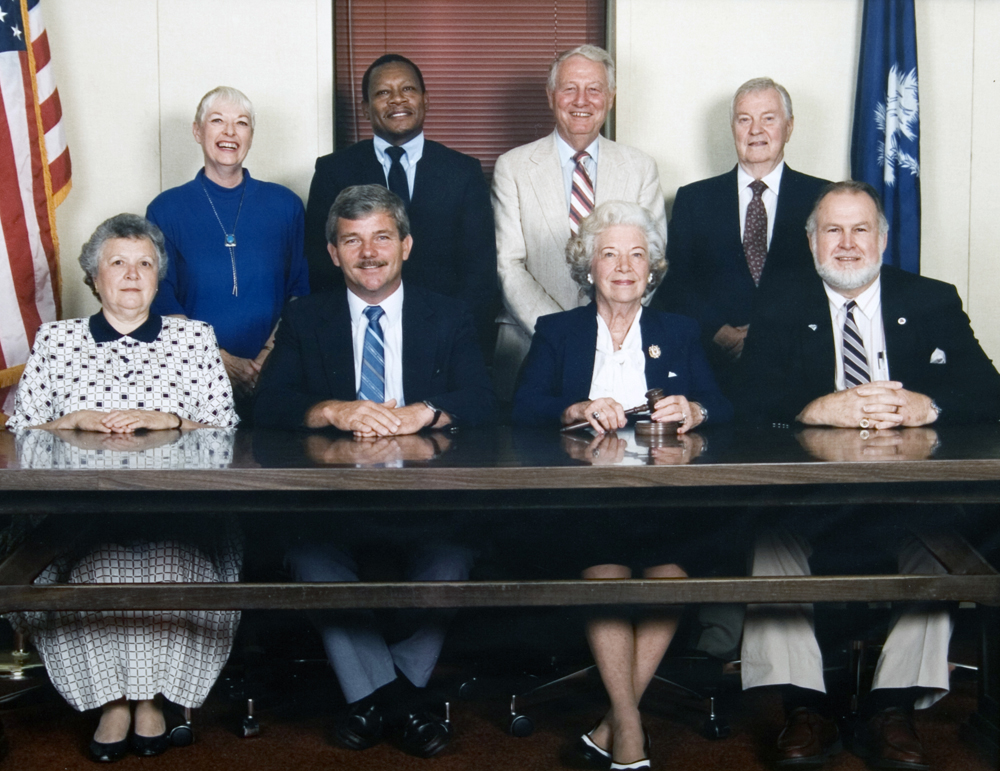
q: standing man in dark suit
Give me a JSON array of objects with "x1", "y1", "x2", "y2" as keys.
[
  {"x1": 651, "y1": 77, "x2": 828, "y2": 393},
  {"x1": 256, "y1": 185, "x2": 495, "y2": 758},
  {"x1": 736, "y1": 181, "x2": 1000, "y2": 770},
  {"x1": 304, "y1": 54, "x2": 498, "y2": 359}
]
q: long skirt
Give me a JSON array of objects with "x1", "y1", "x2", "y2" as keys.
[{"x1": 8, "y1": 521, "x2": 242, "y2": 712}]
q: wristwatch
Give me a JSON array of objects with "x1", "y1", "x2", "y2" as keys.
[
  {"x1": 423, "y1": 400, "x2": 443, "y2": 428},
  {"x1": 696, "y1": 404, "x2": 708, "y2": 423}
]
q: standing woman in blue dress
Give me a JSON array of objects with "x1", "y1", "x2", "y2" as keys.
[{"x1": 147, "y1": 86, "x2": 309, "y2": 418}]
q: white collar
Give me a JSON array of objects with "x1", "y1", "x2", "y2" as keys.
[
  {"x1": 823, "y1": 274, "x2": 882, "y2": 317},
  {"x1": 347, "y1": 281, "x2": 405, "y2": 325},
  {"x1": 555, "y1": 132, "x2": 600, "y2": 168},
  {"x1": 373, "y1": 132, "x2": 425, "y2": 166},
  {"x1": 737, "y1": 160, "x2": 785, "y2": 195}
]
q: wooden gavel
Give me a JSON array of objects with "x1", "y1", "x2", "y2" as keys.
[{"x1": 560, "y1": 388, "x2": 665, "y2": 433}]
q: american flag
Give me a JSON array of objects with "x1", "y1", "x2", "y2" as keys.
[{"x1": 0, "y1": 0, "x2": 69, "y2": 415}]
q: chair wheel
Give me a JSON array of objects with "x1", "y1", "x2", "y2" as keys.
[
  {"x1": 702, "y1": 715, "x2": 730, "y2": 740},
  {"x1": 240, "y1": 715, "x2": 260, "y2": 738},
  {"x1": 458, "y1": 678, "x2": 478, "y2": 699},
  {"x1": 169, "y1": 724, "x2": 194, "y2": 747},
  {"x1": 508, "y1": 714, "x2": 534, "y2": 737}
]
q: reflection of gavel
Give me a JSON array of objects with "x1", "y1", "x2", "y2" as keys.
[{"x1": 560, "y1": 388, "x2": 665, "y2": 433}]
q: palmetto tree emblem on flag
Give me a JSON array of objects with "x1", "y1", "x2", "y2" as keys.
[{"x1": 875, "y1": 65, "x2": 920, "y2": 186}]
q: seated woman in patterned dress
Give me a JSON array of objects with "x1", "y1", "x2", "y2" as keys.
[{"x1": 5, "y1": 213, "x2": 240, "y2": 762}]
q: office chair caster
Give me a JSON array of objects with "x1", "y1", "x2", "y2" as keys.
[
  {"x1": 701, "y1": 697, "x2": 730, "y2": 740},
  {"x1": 169, "y1": 706, "x2": 194, "y2": 747},
  {"x1": 508, "y1": 699, "x2": 534, "y2": 737},
  {"x1": 240, "y1": 698, "x2": 260, "y2": 738}
]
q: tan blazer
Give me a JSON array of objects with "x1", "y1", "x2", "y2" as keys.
[{"x1": 491, "y1": 132, "x2": 666, "y2": 397}]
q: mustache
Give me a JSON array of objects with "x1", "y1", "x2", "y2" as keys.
[{"x1": 356, "y1": 259, "x2": 388, "y2": 269}]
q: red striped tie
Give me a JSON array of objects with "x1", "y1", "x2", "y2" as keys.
[{"x1": 569, "y1": 151, "x2": 595, "y2": 234}]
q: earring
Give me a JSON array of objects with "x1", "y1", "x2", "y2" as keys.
[
  {"x1": 648, "y1": 273, "x2": 654, "y2": 283},
  {"x1": 587, "y1": 273, "x2": 593, "y2": 285}
]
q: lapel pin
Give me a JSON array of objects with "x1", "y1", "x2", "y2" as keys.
[
  {"x1": 648, "y1": 345, "x2": 661, "y2": 359},
  {"x1": 808, "y1": 324, "x2": 818, "y2": 331},
  {"x1": 898, "y1": 317, "x2": 907, "y2": 325}
]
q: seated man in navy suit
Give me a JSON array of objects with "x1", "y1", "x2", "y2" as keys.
[
  {"x1": 736, "y1": 181, "x2": 1000, "y2": 770},
  {"x1": 651, "y1": 77, "x2": 828, "y2": 395},
  {"x1": 304, "y1": 54, "x2": 498, "y2": 360},
  {"x1": 256, "y1": 185, "x2": 496, "y2": 758}
]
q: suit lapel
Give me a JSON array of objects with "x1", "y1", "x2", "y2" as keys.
[
  {"x1": 528, "y1": 133, "x2": 571, "y2": 247},
  {"x1": 799, "y1": 277, "x2": 837, "y2": 389},
  {"x1": 718, "y1": 167, "x2": 745, "y2": 267},
  {"x1": 769, "y1": 165, "x2": 802, "y2": 262},
  {"x1": 879, "y1": 269, "x2": 916, "y2": 382},
  {"x1": 401, "y1": 287, "x2": 436, "y2": 402},
  {"x1": 360, "y1": 140, "x2": 389, "y2": 186},
  {"x1": 410, "y1": 140, "x2": 440, "y2": 203},
  {"x1": 565, "y1": 307, "x2": 599, "y2": 402},
  {"x1": 316, "y1": 293, "x2": 358, "y2": 400},
  {"x1": 595, "y1": 137, "x2": 631, "y2": 202}
]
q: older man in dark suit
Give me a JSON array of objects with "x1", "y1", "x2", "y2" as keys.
[
  {"x1": 736, "y1": 181, "x2": 1000, "y2": 770},
  {"x1": 651, "y1": 77, "x2": 828, "y2": 394},
  {"x1": 256, "y1": 185, "x2": 495, "y2": 759},
  {"x1": 303, "y1": 54, "x2": 497, "y2": 358}
]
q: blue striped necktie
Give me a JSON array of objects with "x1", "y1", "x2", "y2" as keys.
[
  {"x1": 358, "y1": 305, "x2": 386, "y2": 402},
  {"x1": 842, "y1": 300, "x2": 871, "y2": 388}
]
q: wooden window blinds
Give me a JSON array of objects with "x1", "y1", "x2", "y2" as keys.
[{"x1": 334, "y1": 0, "x2": 607, "y2": 175}]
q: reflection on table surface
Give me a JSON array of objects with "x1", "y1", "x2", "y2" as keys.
[
  {"x1": 11, "y1": 427, "x2": 236, "y2": 470},
  {"x1": 0, "y1": 424, "x2": 999, "y2": 472}
]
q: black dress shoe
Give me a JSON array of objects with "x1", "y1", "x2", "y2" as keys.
[
  {"x1": 88, "y1": 738, "x2": 128, "y2": 763},
  {"x1": 398, "y1": 710, "x2": 452, "y2": 758},
  {"x1": 854, "y1": 708, "x2": 929, "y2": 771},
  {"x1": 775, "y1": 707, "x2": 841, "y2": 767},
  {"x1": 129, "y1": 732, "x2": 170, "y2": 757},
  {"x1": 335, "y1": 701, "x2": 385, "y2": 751},
  {"x1": 577, "y1": 726, "x2": 612, "y2": 769}
]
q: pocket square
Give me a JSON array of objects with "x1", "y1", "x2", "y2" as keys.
[
  {"x1": 808, "y1": 324, "x2": 818, "y2": 331},
  {"x1": 930, "y1": 348, "x2": 946, "y2": 364},
  {"x1": 668, "y1": 371, "x2": 678, "y2": 378}
]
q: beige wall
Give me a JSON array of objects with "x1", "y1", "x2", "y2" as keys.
[
  {"x1": 615, "y1": 0, "x2": 999, "y2": 361},
  {"x1": 45, "y1": 0, "x2": 334, "y2": 319},
  {"x1": 44, "y1": 0, "x2": 998, "y2": 361}
]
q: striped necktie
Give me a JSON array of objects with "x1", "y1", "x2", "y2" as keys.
[
  {"x1": 358, "y1": 305, "x2": 386, "y2": 402},
  {"x1": 569, "y1": 150, "x2": 595, "y2": 234},
  {"x1": 842, "y1": 300, "x2": 871, "y2": 388}
]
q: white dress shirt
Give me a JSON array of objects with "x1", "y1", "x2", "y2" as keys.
[
  {"x1": 824, "y1": 277, "x2": 889, "y2": 391},
  {"x1": 556, "y1": 133, "x2": 600, "y2": 210},
  {"x1": 589, "y1": 308, "x2": 649, "y2": 407},
  {"x1": 373, "y1": 133, "x2": 425, "y2": 198},
  {"x1": 737, "y1": 161, "x2": 784, "y2": 248},
  {"x1": 347, "y1": 283, "x2": 406, "y2": 405}
]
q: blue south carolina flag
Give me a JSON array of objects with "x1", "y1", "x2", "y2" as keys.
[{"x1": 850, "y1": 0, "x2": 921, "y2": 273}]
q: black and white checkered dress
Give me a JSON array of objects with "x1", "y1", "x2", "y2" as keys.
[{"x1": 6, "y1": 316, "x2": 242, "y2": 711}]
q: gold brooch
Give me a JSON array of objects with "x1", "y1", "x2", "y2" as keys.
[{"x1": 648, "y1": 345, "x2": 661, "y2": 359}]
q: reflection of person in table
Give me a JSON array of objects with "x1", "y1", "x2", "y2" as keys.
[
  {"x1": 512, "y1": 201, "x2": 731, "y2": 770},
  {"x1": 5, "y1": 213, "x2": 240, "y2": 763},
  {"x1": 146, "y1": 86, "x2": 309, "y2": 416},
  {"x1": 736, "y1": 181, "x2": 1000, "y2": 771}
]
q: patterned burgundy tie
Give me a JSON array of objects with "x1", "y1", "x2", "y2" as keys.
[
  {"x1": 569, "y1": 151, "x2": 595, "y2": 234},
  {"x1": 743, "y1": 179, "x2": 768, "y2": 285}
]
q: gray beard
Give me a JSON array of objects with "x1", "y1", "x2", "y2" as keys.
[{"x1": 814, "y1": 258, "x2": 882, "y2": 293}]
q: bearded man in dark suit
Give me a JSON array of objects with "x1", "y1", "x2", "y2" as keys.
[
  {"x1": 735, "y1": 181, "x2": 1000, "y2": 771},
  {"x1": 303, "y1": 54, "x2": 498, "y2": 358},
  {"x1": 651, "y1": 77, "x2": 828, "y2": 393}
]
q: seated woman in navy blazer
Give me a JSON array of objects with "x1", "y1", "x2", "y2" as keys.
[{"x1": 513, "y1": 201, "x2": 731, "y2": 771}]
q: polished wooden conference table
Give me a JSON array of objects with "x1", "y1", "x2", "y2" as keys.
[{"x1": 0, "y1": 423, "x2": 998, "y2": 753}]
